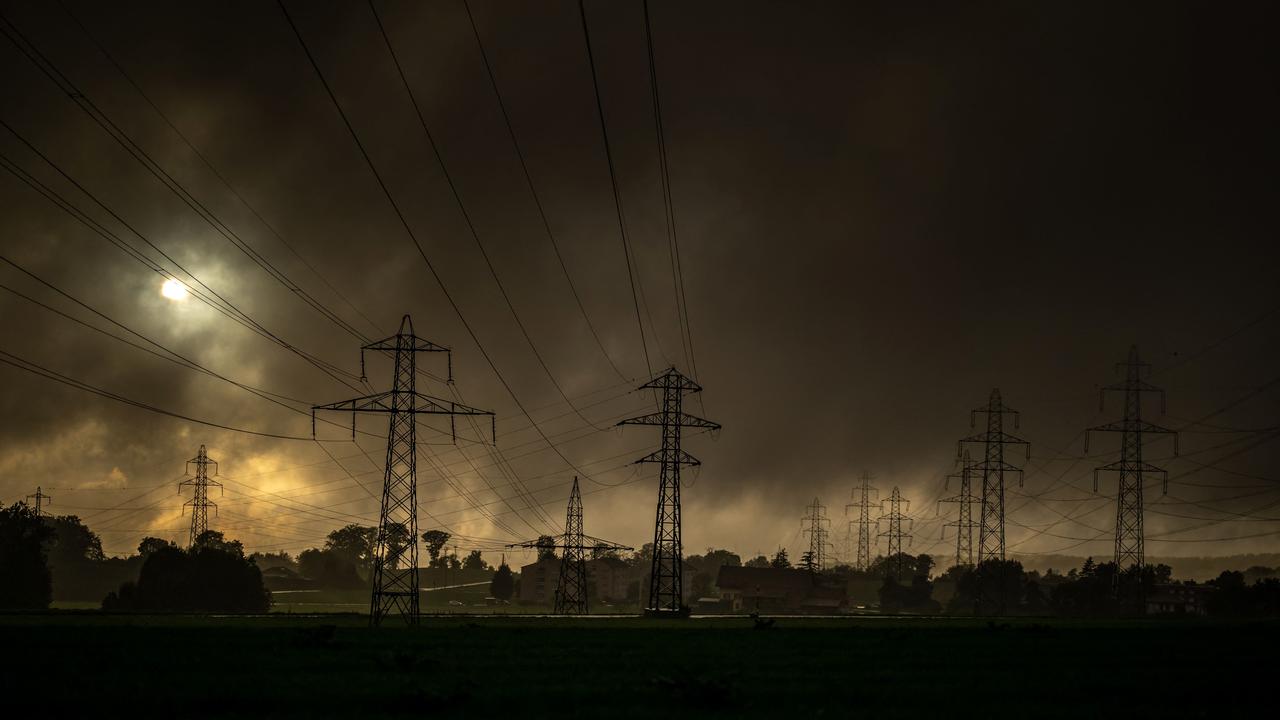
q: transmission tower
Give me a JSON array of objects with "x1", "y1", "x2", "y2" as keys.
[
  {"x1": 313, "y1": 315, "x2": 494, "y2": 627},
  {"x1": 845, "y1": 472, "x2": 878, "y2": 571},
  {"x1": 958, "y1": 389, "x2": 1029, "y2": 563},
  {"x1": 940, "y1": 450, "x2": 981, "y2": 568},
  {"x1": 876, "y1": 486, "x2": 913, "y2": 580},
  {"x1": 508, "y1": 477, "x2": 632, "y2": 614},
  {"x1": 617, "y1": 367, "x2": 720, "y2": 616},
  {"x1": 25, "y1": 486, "x2": 51, "y2": 517},
  {"x1": 800, "y1": 497, "x2": 831, "y2": 571},
  {"x1": 1085, "y1": 346, "x2": 1179, "y2": 570},
  {"x1": 179, "y1": 445, "x2": 220, "y2": 547}
]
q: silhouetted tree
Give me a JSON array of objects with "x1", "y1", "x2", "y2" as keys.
[
  {"x1": 103, "y1": 536, "x2": 270, "y2": 613},
  {"x1": 462, "y1": 550, "x2": 489, "y2": 571},
  {"x1": 193, "y1": 530, "x2": 243, "y2": 556},
  {"x1": 137, "y1": 537, "x2": 175, "y2": 556},
  {"x1": 248, "y1": 551, "x2": 297, "y2": 573},
  {"x1": 770, "y1": 548, "x2": 791, "y2": 568},
  {"x1": 422, "y1": 529, "x2": 451, "y2": 566},
  {"x1": 490, "y1": 562, "x2": 515, "y2": 600},
  {"x1": 325, "y1": 525, "x2": 375, "y2": 571},
  {"x1": 44, "y1": 514, "x2": 104, "y2": 567},
  {"x1": 535, "y1": 535, "x2": 557, "y2": 561},
  {"x1": 0, "y1": 502, "x2": 55, "y2": 609},
  {"x1": 297, "y1": 548, "x2": 364, "y2": 588},
  {"x1": 744, "y1": 555, "x2": 770, "y2": 568},
  {"x1": 799, "y1": 551, "x2": 818, "y2": 573}
]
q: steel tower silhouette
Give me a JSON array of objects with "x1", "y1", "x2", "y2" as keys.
[
  {"x1": 179, "y1": 445, "x2": 220, "y2": 547},
  {"x1": 1086, "y1": 346, "x2": 1179, "y2": 570},
  {"x1": 508, "y1": 477, "x2": 631, "y2": 614},
  {"x1": 25, "y1": 486, "x2": 51, "y2": 517},
  {"x1": 618, "y1": 367, "x2": 720, "y2": 616},
  {"x1": 801, "y1": 497, "x2": 831, "y2": 571},
  {"x1": 313, "y1": 315, "x2": 494, "y2": 627},
  {"x1": 877, "y1": 486, "x2": 913, "y2": 580},
  {"x1": 846, "y1": 472, "x2": 878, "y2": 571},
  {"x1": 941, "y1": 450, "x2": 981, "y2": 568},
  {"x1": 959, "y1": 389, "x2": 1029, "y2": 563}
]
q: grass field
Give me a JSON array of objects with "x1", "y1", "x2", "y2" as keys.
[{"x1": 1, "y1": 614, "x2": 1273, "y2": 718}]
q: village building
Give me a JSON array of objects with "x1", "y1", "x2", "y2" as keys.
[
  {"x1": 1145, "y1": 583, "x2": 1215, "y2": 616},
  {"x1": 716, "y1": 566, "x2": 848, "y2": 613},
  {"x1": 518, "y1": 557, "x2": 634, "y2": 605}
]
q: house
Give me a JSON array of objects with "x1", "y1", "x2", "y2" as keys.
[
  {"x1": 518, "y1": 557, "x2": 635, "y2": 605},
  {"x1": 1146, "y1": 583, "x2": 1215, "y2": 616},
  {"x1": 716, "y1": 566, "x2": 846, "y2": 613}
]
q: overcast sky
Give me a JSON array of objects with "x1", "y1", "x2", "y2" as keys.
[{"x1": 1, "y1": 0, "x2": 1276, "y2": 565}]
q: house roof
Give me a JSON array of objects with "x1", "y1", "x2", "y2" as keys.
[{"x1": 717, "y1": 566, "x2": 814, "y2": 595}]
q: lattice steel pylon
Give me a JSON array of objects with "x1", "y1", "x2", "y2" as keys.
[
  {"x1": 508, "y1": 477, "x2": 632, "y2": 614},
  {"x1": 940, "y1": 450, "x2": 981, "y2": 568},
  {"x1": 25, "y1": 486, "x2": 51, "y2": 517},
  {"x1": 313, "y1": 315, "x2": 494, "y2": 627},
  {"x1": 801, "y1": 497, "x2": 831, "y2": 571},
  {"x1": 618, "y1": 367, "x2": 720, "y2": 616},
  {"x1": 179, "y1": 445, "x2": 220, "y2": 548},
  {"x1": 845, "y1": 472, "x2": 878, "y2": 571},
  {"x1": 1085, "y1": 346, "x2": 1179, "y2": 570},
  {"x1": 876, "y1": 486, "x2": 913, "y2": 580},
  {"x1": 958, "y1": 389, "x2": 1030, "y2": 563}
]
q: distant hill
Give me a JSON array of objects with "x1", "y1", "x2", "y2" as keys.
[{"x1": 1011, "y1": 553, "x2": 1280, "y2": 582}]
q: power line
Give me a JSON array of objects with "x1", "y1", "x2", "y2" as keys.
[
  {"x1": 460, "y1": 0, "x2": 628, "y2": 383},
  {"x1": 577, "y1": 0, "x2": 652, "y2": 378},
  {"x1": 0, "y1": 347, "x2": 313, "y2": 440},
  {"x1": 276, "y1": 1, "x2": 615, "y2": 511},
  {"x1": 641, "y1": 0, "x2": 698, "y2": 383},
  {"x1": 54, "y1": 0, "x2": 384, "y2": 339},
  {"x1": 0, "y1": 13, "x2": 378, "y2": 354},
  {"x1": 0, "y1": 133, "x2": 365, "y2": 391},
  {"x1": 366, "y1": 0, "x2": 612, "y2": 433}
]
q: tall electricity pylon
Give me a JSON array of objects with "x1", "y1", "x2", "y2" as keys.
[
  {"x1": 179, "y1": 445, "x2": 220, "y2": 547},
  {"x1": 801, "y1": 497, "x2": 831, "y2": 571},
  {"x1": 26, "y1": 486, "x2": 51, "y2": 517},
  {"x1": 313, "y1": 315, "x2": 494, "y2": 627},
  {"x1": 959, "y1": 389, "x2": 1029, "y2": 563},
  {"x1": 1086, "y1": 346, "x2": 1179, "y2": 570},
  {"x1": 618, "y1": 367, "x2": 720, "y2": 616},
  {"x1": 508, "y1": 477, "x2": 631, "y2": 614},
  {"x1": 941, "y1": 450, "x2": 981, "y2": 568},
  {"x1": 846, "y1": 472, "x2": 878, "y2": 571},
  {"x1": 876, "y1": 486, "x2": 913, "y2": 580}
]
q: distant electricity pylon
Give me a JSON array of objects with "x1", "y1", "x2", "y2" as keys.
[
  {"x1": 179, "y1": 445, "x2": 220, "y2": 547},
  {"x1": 313, "y1": 315, "x2": 494, "y2": 627},
  {"x1": 1086, "y1": 346, "x2": 1179, "y2": 570},
  {"x1": 877, "y1": 486, "x2": 913, "y2": 580},
  {"x1": 800, "y1": 497, "x2": 831, "y2": 571},
  {"x1": 508, "y1": 477, "x2": 631, "y2": 614},
  {"x1": 26, "y1": 486, "x2": 51, "y2": 517},
  {"x1": 846, "y1": 472, "x2": 878, "y2": 571},
  {"x1": 959, "y1": 389, "x2": 1029, "y2": 563},
  {"x1": 940, "y1": 450, "x2": 981, "y2": 568},
  {"x1": 618, "y1": 367, "x2": 720, "y2": 617}
]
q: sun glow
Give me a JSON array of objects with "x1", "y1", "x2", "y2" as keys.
[{"x1": 161, "y1": 279, "x2": 189, "y2": 301}]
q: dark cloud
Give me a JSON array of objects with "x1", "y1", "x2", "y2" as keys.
[{"x1": 1, "y1": 0, "x2": 1276, "y2": 561}]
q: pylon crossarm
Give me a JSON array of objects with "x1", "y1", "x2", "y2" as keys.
[
  {"x1": 633, "y1": 448, "x2": 701, "y2": 466},
  {"x1": 361, "y1": 336, "x2": 449, "y2": 353},
  {"x1": 636, "y1": 368, "x2": 703, "y2": 393},
  {"x1": 580, "y1": 534, "x2": 633, "y2": 551},
  {"x1": 313, "y1": 390, "x2": 491, "y2": 417}
]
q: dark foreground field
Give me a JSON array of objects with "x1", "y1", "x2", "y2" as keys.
[{"x1": 1, "y1": 614, "x2": 1274, "y2": 718}]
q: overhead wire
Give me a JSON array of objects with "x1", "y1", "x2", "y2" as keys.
[{"x1": 459, "y1": 0, "x2": 628, "y2": 383}]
